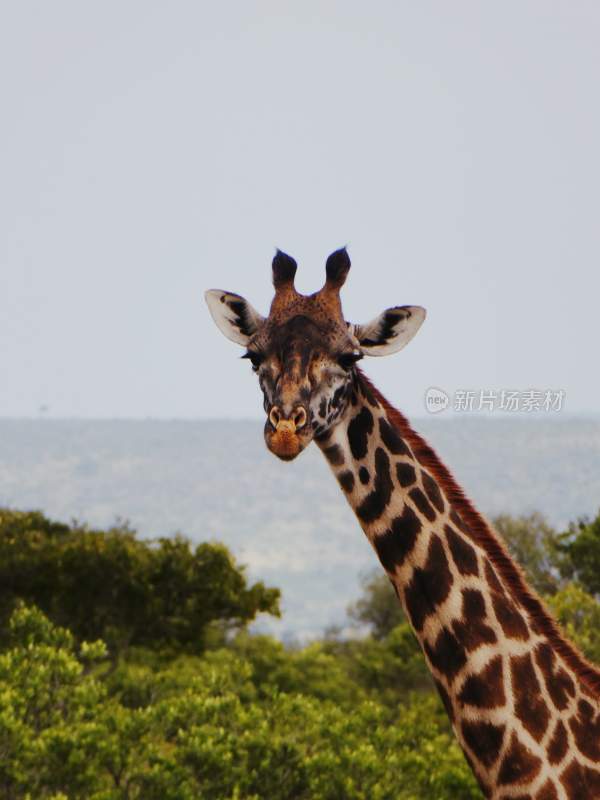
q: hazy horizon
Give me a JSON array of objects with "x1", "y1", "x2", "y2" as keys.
[{"x1": 3, "y1": 416, "x2": 599, "y2": 639}]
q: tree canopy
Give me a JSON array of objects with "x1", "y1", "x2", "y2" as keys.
[
  {"x1": 556, "y1": 512, "x2": 600, "y2": 596},
  {"x1": 0, "y1": 603, "x2": 480, "y2": 800},
  {"x1": 1, "y1": 507, "x2": 599, "y2": 799},
  {"x1": 0, "y1": 509, "x2": 280, "y2": 656}
]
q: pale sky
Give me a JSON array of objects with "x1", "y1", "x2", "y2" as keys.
[{"x1": 1, "y1": 2, "x2": 599, "y2": 419}]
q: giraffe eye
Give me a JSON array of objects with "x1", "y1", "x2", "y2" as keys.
[
  {"x1": 338, "y1": 352, "x2": 363, "y2": 371},
  {"x1": 242, "y1": 351, "x2": 264, "y2": 372}
]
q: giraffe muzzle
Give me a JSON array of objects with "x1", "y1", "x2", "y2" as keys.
[
  {"x1": 269, "y1": 406, "x2": 307, "y2": 431},
  {"x1": 265, "y1": 405, "x2": 310, "y2": 461}
]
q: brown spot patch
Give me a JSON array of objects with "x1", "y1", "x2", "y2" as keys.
[
  {"x1": 338, "y1": 471, "x2": 354, "y2": 493},
  {"x1": 356, "y1": 447, "x2": 393, "y2": 523},
  {"x1": 449, "y1": 506, "x2": 470, "y2": 534},
  {"x1": 378, "y1": 417, "x2": 410, "y2": 455},
  {"x1": 498, "y1": 732, "x2": 542, "y2": 786},
  {"x1": 409, "y1": 486, "x2": 436, "y2": 522},
  {"x1": 569, "y1": 698, "x2": 600, "y2": 761},
  {"x1": 396, "y1": 461, "x2": 416, "y2": 488},
  {"x1": 452, "y1": 588, "x2": 497, "y2": 651},
  {"x1": 347, "y1": 406, "x2": 373, "y2": 460},
  {"x1": 424, "y1": 627, "x2": 467, "y2": 682},
  {"x1": 403, "y1": 534, "x2": 453, "y2": 631},
  {"x1": 323, "y1": 443, "x2": 344, "y2": 466},
  {"x1": 534, "y1": 643, "x2": 576, "y2": 711},
  {"x1": 373, "y1": 504, "x2": 421, "y2": 574},
  {"x1": 446, "y1": 525, "x2": 479, "y2": 577},
  {"x1": 359, "y1": 378, "x2": 378, "y2": 406},
  {"x1": 511, "y1": 652, "x2": 550, "y2": 740},
  {"x1": 491, "y1": 590, "x2": 530, "y2": 640},
  {"x1": 461, "y1": 720, "x2": 505, "y2": 768},
  {"x1": 581, "y1": 681, "x2": 597, "y2": 699},
  {"x1": 458, "y1": 654, "x2": 505, "y2": 709},
  {"x1": 422, "y1": 470, "x2": 445, "y2": 513},
  {"x1": 314, "y1": 427, "x2": 331, "y2": 443},
  {"x1": 548, "y1": 720, "x2": 568, "y2": 765},
  {"x1": 535, "y1": 781, "x2": 559, "y2": 800},
  {"x1": 560, "y1": 760, "x2": 600, "y2": 798},
  {"x1": 358, "y1": 466, "x2": 369, "y2": 485}
]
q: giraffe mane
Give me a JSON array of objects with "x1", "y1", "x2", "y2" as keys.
[{"x1": 358, "y1": 370, "x2": 600, "y2": 698}]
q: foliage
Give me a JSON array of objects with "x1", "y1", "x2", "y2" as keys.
[
  {"x1": 546, "y1": 583, "x2": 600, "y2": 664},
  {"x1": 0, "y1": 509, "x2": 280, "y2": 656},
  {"x1": 492, "y1": 512, "x2": 561, "y2": 595},
  {"x1": 555, "y1": 510, "x2": 600, "y2": 596},
  {"x1": 0, "y1": 604, "x2": 109, "y2": 799},
  {"x1": 347, "y1": 569, "x2": 405, "y2": 639},
  {"x1": 0, "y1": 604, "x2": 480, "y2": 800},
  {"x1": 2, "y1": 508, "x2": 600, "y2": 799},
  {"x1": 323, "y1": 624, "x2": 431, "y2": 703},
  {"x1": 228, "y1": 632, "x2": 365, "y2": 704}
]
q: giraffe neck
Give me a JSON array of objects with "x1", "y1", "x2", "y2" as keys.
[{"x1": 316, "y1": 371, "x2": 600, "y2": 800}]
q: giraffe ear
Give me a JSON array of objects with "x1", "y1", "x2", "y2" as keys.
[
  {"x1": 352, "y1": 305, "x2": 426, "y2": 356},
  {"x1": 205, "y1": 290, "x2": 265, "y2": 346}
]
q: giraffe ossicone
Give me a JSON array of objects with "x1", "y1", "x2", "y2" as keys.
[{"x1": 205, "y1": 249, "x2": 600, "y2": 800}]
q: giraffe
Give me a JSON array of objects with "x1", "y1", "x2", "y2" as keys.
[{"x1": 205, "y1": 248, "x2": 600, "y2": 799}]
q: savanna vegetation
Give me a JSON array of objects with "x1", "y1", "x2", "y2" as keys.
[{"x1": 0, "y1": 507, "x2": 599, "y2": 799}]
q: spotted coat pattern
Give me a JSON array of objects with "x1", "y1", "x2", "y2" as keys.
[
  {"x1": 206, "y1": 249, "x2": 600, "y2": 799},
  {"x1": 317, "y1": 376, "x2": 600, "y2": 800}
]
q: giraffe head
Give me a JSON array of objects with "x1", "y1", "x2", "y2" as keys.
[{"x1": 205, "y1": 249, "x2": 426, "y2": 460}]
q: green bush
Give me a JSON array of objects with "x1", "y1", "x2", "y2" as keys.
[
  {"x1": 3, "y1": 508, "x2": 600, "y2": 799},
  {"x1": 555, "y1": 511, "x2": 600, "y2": 596},
  {"x1": 0, "y1": 604, "x2": 480, "y2": 800},
  {"x1": 0, "y1": 509, "x2": 280, "y2": 657}
]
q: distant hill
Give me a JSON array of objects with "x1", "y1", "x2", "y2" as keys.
[{"x1": 1, "y1": 417, "x2": 599, "y2": 639}]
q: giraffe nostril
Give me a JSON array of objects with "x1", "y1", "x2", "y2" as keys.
[
  {"x1": 269, "y1": 407, "x2": 281, "y2": 428},
  {"x1": 293, "y1": 406, "x2": 307, "y2": 429}
]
